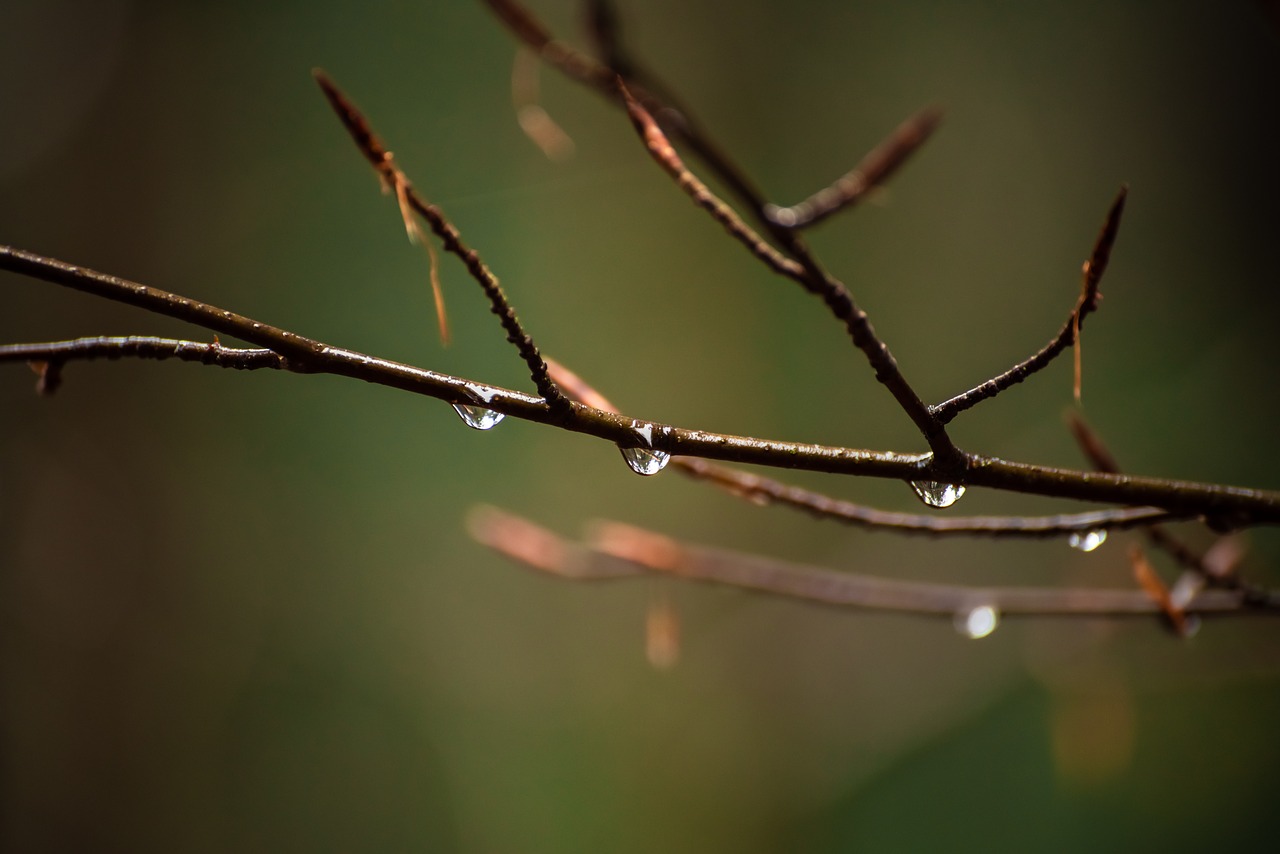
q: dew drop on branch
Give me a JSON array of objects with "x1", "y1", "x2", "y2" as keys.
[
  {"x1": 1067, "y1": 529, "x2": 1108, "y2": 552},
  {"x1": 452, "y1": 404, "x2": 505, "y2": 431},
  {"x1": 620, "y1": 446, "x2": 670, "y2": 476},
  {"x1": 954, "y1": 604, "x2": 999, "y2": 639},
  {"x1": 910, "y1": 480, "x2": 965, "y2": 508}
]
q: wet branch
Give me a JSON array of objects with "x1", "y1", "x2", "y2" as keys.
[
  {"x1": 4, "y1": 243, "x2": 1280, "y2": 522},
  {"x1": 546, "y1": 356, "x2": 1191, "y2": 538}
]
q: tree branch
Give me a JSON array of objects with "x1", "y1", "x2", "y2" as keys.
[
  {"x1": 468, "y1": 506, "x2": 1277, "y2": 620},
  {"x1": 486, "y1": 0, "x2": 962, "y2": 464},
  {"x1": 765, "y1": 106, "x2": 944, "y2": 230}
]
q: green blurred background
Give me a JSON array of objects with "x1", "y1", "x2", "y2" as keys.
[{"x1": 3, "y1": 1, "x2": 1280, "y2": 850}]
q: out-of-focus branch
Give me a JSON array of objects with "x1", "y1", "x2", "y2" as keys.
[{"x1": 468, "y1": 506, "x2": 1275, "y2": 620}]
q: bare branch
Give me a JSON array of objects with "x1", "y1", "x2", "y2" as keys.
[
  {"x1": 469, "y1": 506, "x2": 1276, "y2": 620},
  {"x1": 617, "y1": 82, "x2": 803, "y2": 279},
  {"x1": 5, "y1": 244, "x2": 1280, "y2": 522},
  {"x1": 932, "y1": 186, "x2": 1128, "y2": 424},
  {"x1": 766, "y1": 106, "x2": 944, "y2": 229}
]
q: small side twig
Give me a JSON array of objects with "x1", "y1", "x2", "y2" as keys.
[
  {"x1": 765, "y1": 106, "x2": 943, "y2": 230},
  {"x1": 313, "y1": 68, "x2": 569, "y2": 411},
  {"x1": 932, "y1": 186, "x2": 1127, "y2": 424},
  {"x1": 0, "y1": 336, "x2": 285, "y2": 376}
]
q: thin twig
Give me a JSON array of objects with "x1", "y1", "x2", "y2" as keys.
[
  {"x1": 932, "y1": 186, "x2": 1128, "y2": 424},
  {"x1": 943, "y1": 187, "x2": 1125, "y2": 418},
  {"x1": 0, "y1": 336, "x2": 285, "y2": 377},
  {"x1": 617, "y1": 82, "x2": 803, "y2": 279},
  {"x1": 765, "y1": 106, "x2": 944, "y2": 229},
  {"x1": 468, "y1": 506, "x2": 1275, "y2": 619},
  {"x1": 313, "y1": 68, "x2": 569, "y2": 411}
]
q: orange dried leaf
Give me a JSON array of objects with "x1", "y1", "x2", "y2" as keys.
[
  {"x1": 1129, "y1": 545, "x2": 1191, "y2": 636},
  {"x1": 645, "y1": 595, "x2": 680, "y2": 670}
]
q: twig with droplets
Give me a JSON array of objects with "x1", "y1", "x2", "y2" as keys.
[
  {"x1": 545, "y1": 356, "x2": 1190, "y2": 538},
  {"x1": 467, "y1": 506, "x2": 1277, "y2": 621},
  {"x1": 764, "y1": 106, "x2": 943, "y2": 230},
  {"x1": 931, "y1": 187, "x2": 1127, "y2": 424},
  {"x1": 313, "y1": 68, "x2": 569, "y2": 411},
  {"x1": 1067, "y1": 412, "x2": 1278, "y2": 608}
]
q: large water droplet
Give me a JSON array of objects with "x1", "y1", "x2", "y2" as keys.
[
  {"x1": 1067, "y1": 529, "x2": 1108, "y2": 552},
  {"x1": 452, "y1": 403, "x2": 504, "y2": 431},
  {"x1": 910, "y1": 480, "x2": 965, "y2": 508},
  {"x1": 620, "y1": 446, "x2": 670, "y2": 476},
  {"x1": 955, "y1": 604, "x2": 999, "y2": 639}
]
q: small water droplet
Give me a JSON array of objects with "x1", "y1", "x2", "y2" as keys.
[
  {"x1": 620, "y1": 446, "x2": 670, "y2": 476},
  {"x1": 1067, "y1": 529, "x2": 1108, "y2": 552},
  {"x1": 955, "y1": 604, "x2": 999, "y2": 639},
  {"x1": 910, "y1": 480, "x2": 965, "y2": 508},
  {"x1": 1179, "y1": 614, "x2": 1202, "y2": 639},
  {"x1": 452, "y1": 403, "x2": 504, "y2": 430}
]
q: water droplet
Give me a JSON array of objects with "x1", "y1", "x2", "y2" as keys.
[
  {"x1": 620, "y1": 446, "x2": 670, "y2": 476},
  {"x1": 955, "y1": 604, "x2": 999, "y2": 639},
  {"x1": 910, "y1": 480, "x2": 965, "y2": 508},
  {"x1": 452, "y1": 403, "x2": 504, "y2": 431},
  {"x1": 1067, "y1": 529, "x2": 1108, "y2": 552},
  {"x1": 1179, "y1": 614, "x2": 1202, "y2": 639}
]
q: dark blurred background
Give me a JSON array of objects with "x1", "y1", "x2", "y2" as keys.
[{"x1": 3, "y1": 1, "x2": 1279, "y2": 851}]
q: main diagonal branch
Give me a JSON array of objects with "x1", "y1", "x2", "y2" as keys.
[{"x1": 5, "y1": 244, "x2": 1280, "y2": 522}]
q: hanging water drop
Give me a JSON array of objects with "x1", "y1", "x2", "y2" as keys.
[
  {"x1": 620, "y1": 446, "x2": 670, "y2": 476},
  {"x1": 910, "y1": 480, "x2": 966, "y2": 508},
  {"x1": 452, "y1": 403, "x2": 505, "y2": 431},
  {"x1": 954, "y1": 604, "x2": 999, "y2": 639},
  {"x1": 1068, "y1": 529, "x2": 1108, "y2": 552}
]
